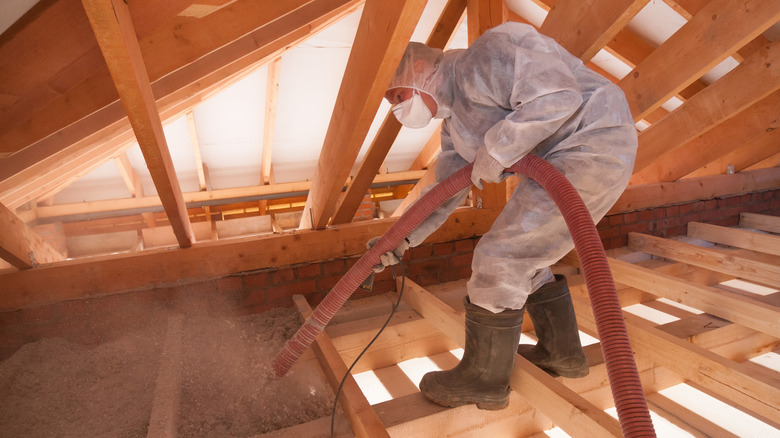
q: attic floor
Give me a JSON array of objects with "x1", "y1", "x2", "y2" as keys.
[{"x1": 1, "y1": 222, "x2": 779, "y2": 436}]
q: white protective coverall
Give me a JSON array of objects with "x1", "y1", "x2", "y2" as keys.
[{"x1": 391, "y1": 22, "x2": 638, "y2": 313}]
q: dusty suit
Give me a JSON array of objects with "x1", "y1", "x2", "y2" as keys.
[
  {"x1": 390, "y1": 22, "x2": 637, "y2": 312},
  {"x1": 380, "y1": 22, "x2": 637, "y2": 410}
]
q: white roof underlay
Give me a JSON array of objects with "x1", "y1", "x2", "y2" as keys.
[{"x1": 3, "y1": 0, "x2": 777, "y2": 205}]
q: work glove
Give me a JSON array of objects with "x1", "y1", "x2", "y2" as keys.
[
  {"x1": 367, "y1": 236, "x2": 410, "y2": 273},
  {"x1": 471, "y1": 147, "x2": 507, "y2": 190}
]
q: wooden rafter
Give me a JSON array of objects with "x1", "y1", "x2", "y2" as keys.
[
  {"x1": 540, "y1": 0, "x2": 648, "y2": 63},
  {"x1": 329, "y1": 0, "x2": 465, "y2": 226},
  {"x1": 186, "y1": 112, "x2": 208, "y2": 191},
  {"x1": 619, "y1": 0, "x2": 780, "y2": 124},
  {"x1": 300, "y1": 0, "x2": 428, "y2": 230},
  {"x1": 685, "y1": 125, "x2": 780, "y2": 179},
  {"x1": 82, "y1": 0, "x2": 194, "y2": 248},
  {"x1": 631, "y1": 40, "x2": 780, "y2": 179},
  {"x1": 114, "y1": 151, "x2": 157, "y2": 229},
  {"x1": 0, "y1": 0, "x2": 365, "y2": 197}
]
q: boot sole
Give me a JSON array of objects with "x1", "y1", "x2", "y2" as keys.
[{"x1": 421, "y1": 389, "x2": 509, "y2": 411}]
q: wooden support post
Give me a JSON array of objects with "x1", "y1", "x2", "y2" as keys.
[{"x1": 292, "y1": 295, "x2": 390, "y2": 438}]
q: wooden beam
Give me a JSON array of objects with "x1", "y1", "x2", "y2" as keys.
[
  {"x1": 392, "y1": 168, "x2": 437, "y2": 217},
  {"x1": 300, "y1": 0, "x2": 428, "y2": 230},
  {"x1": 687, "y1": 222, "x2": 780, "y2": 257},
  {"x1": 398, "y1": 277, "x2": 621, "y2": 437},
  {"x1": 740, "y1": 213, "x2": 780, "y2": 234},
  {"x1": 569, "y1": 289, "x2": 780, "y2": 423},
  {"x1": 329, "y1": 0, "x2": 465, "y2": 226},
  {"x1": 32, "y1": 172, "x2": 421, "y2": 220},
  {"x1": 688, "y1": 131, "x2": 779, "y2": 180},
  {"x1": 618, "y1": 0, "x2": 780, "y2": 122},
  {"x1": 292, "y1": 295, "x2": 390, "y2": 438},
  {"x1": 0, "y1": 0, "x2": 364, "y2": 200},
  {"x1": 83, "y1": 0, "x2": 194, "y2": 248},
  {"x1": 261, "y1": 58, "x2": 281, "y2": 186},
  {"x1": 540, "y1": 0, "x2": 648, "y2": 62},
  {"x1": 631, "y1": 40, "x2": 780, "y2": 177},
  {"x1": 607, "y1": 256, "x2": 780, "y2": 338},
  {"x1": 185, "y1": 112, "x2": 208, "y2": 191},
  {"x1": 0, "y1": 207, "x2": 500, "y2": 310},
  {"x1": 628, "y1": 232, "x2": 780, "y2": 289},
  {"x1": 610, "y1": 167, "x2": 780, "y2": 214},
  {"x1": 0, "y1": 202, "x2": 65, "y2": 269}
]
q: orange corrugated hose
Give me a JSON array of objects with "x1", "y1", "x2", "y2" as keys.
[{"x1": 272, "y1": 155, "x2": 656, "y2": 437}]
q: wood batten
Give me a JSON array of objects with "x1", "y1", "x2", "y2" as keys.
[
  {"x1": 330, "y1": 0, "x2": 466, "y2": 225},
  {"x1": 300, "y1": 0, "x2": 428, "y2": 230},
  {"x1": 82, "y1": 0, "x2": 194, "y2": 248}
]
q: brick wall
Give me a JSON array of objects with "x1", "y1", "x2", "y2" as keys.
[
  {"x1": 597, "y1": 189, "x2": 780, "y2": 250},
  {"x1": 2, "y1": 188, "x2": 778, "y2": 360}
]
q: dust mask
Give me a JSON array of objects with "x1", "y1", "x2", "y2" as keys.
[{"x1": 392, "y1": 90, "x2": 433, "y2": 129}]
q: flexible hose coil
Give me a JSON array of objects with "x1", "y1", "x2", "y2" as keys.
[{"x1": 272, "y1": 155, "x2": 655, "y2": 437}]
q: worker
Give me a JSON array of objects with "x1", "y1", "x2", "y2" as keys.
[{"x1": 370, "y1": 22, "x2": 637, "y2": 410}]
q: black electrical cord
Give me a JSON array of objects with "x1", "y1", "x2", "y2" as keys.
[{"x1": 330, "y1": 263, "x2": 406, "y2": 438}]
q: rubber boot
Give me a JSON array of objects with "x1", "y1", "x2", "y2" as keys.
[
  {"x1": 517, "y1": 274, "x2": 589, "y2": 378},
  {"x1": 419, "y1": 296, "x2": 524, "y2": 410}
]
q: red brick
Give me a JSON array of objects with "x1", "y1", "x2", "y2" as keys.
[
  {"x1": 454, "y1": 239, "x2": 474, "y2": 253},
  {"x1": 268, "y1": 280, "x2": 317, "y2": 301},
  {"x1": 608, "y1": 215, "x2": 624, "y2": 226},
  {"x1": 316, "y1": 274, "x2": 342, "y2": 291},
  {"x1": 652, "y1": 208, "x2": 665, "y2": 220},
  {"x1": 638, "y1": 210, "x2": 653, "y2": 222},
  {"x1": 433, "y1": 242, "x2": 453, "y2": 256},
  {"x1": 244, "y1": 272, "x2": 269, "y2": 288},
  {"x1": 272, "y1": 268, "x2": 295, "y2": 284},
  {"x1": 452, "y1": 252, "x2": 473, "y2": 268},
  {"x1": 665, "y1": 206, "x2": 679, "y2": 217},
  {"x1": 704, "y1": 199, "x2": 717, "y2": 210},
  {"x1": 217, "y1": 276, "x2": 243, "y2": 293},
  {"x1": 410, "y1": 245, "x2": 433, "y2": 259},
  {"x1": 322, "y1": 259, "x2": 346, "y2": 275},
  {"x1": 598, "y1": 226, "x2": 620, "y2": 240},
  {"x1": 296, "y1": 264, "x2": 321, "y2": 279},
  {"x1": 623, "y1": 212, "x2": 639, "y2": 224},
  {"x1": 620, "y1": 222, "x2": 648, "y2": 235}
]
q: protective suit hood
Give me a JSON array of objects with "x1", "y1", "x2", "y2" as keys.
[{"x1": 388, "y1": 42, "x2": 461, "y2": 119}]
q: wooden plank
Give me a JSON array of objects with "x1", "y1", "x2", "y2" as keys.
[
  {"x1": 300, "y1": 0, "x2": 428, "y2": 230},
  {"x1": 618, "y1": 0, "x2": 780, "y2": 122},
  {"x1": 398, "y1": 277, "x2": 622, "y2": 437},
  {"x1": 685, "y1": 121, "x2": 780, "y2": 179},
  {"x1": 628, "y1": 232, "x2": 780, "y2": 289},
  {"x1": 391, "y1": 168, "x2": 437, "y2": 217},
  {"x1": 608, "y1": 167, "x2": 780, "y2": 214},
  {"x1": 540, "y1": 0, "x2": 648, "y2": 62},
  {"x1": 292, "y1": 295, "x2": 390, "y2": 438},
  {"x1": 0, "y1": 202, "x2": 65, "y2": 269},
  {"x1": 186, "y1": 112, "x2": 208, "y2": 191},
  {"x1": 466, "y1": 0, "x2": 507, "y2": 42},
  {"x1": 567, "y1": 286, "x2": 780, "y2": 425},
  {"x1": 687, "y1": 222, "x2": 780, "y2": 257},
  {"x1": 740, "y1": 213, "x2": 780, "y2": 234},
  {"x1": 0, "y1": 207, "x2": 500, "y2": 310},
  {"x1": 631, "y1": 40, "x2": 780, "y2": 177},
  {"x1": 645, "y1": 393, "x2": 741, "y2": 438},
  {"x1": 82, "y1": 0, "x2": 194, "y2": 248},
  {"x1": 607, "y1": 257, "x2": 780, "y2": 339},
  {"x1": 147, "y1": 314, "x2": 184, "y2": 438}
]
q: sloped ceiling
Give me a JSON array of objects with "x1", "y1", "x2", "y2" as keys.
[{"x1": 0, "y1": 0, "x2": 779, "y2": 265}]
